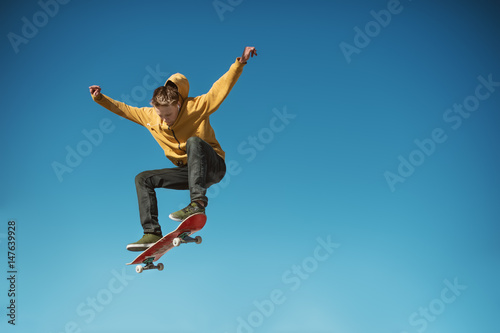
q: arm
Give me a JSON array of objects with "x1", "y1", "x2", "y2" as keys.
[
  {"x1": 192, "y1": 46, "x2": 257, "y2": 115},
  {"x1": 89, "y1": 85, "x2": 149, "y2": 126}
]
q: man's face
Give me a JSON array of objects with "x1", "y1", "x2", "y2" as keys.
[{"x1": 155, "y1": 104, "x2": 179, "y2": 126}]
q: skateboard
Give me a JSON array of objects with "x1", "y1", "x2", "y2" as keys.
[{"x1": 127, "y1": 213, "x2": 207, "y2": 273}]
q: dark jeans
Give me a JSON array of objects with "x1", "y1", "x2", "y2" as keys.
[{"x1": 135, "y1": 137, "x2": 226, "y2": 235}]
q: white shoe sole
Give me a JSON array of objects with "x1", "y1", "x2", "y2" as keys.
[
  {"x1": 169, "y1": 213, "x2": 183, "y2": 222},
  {"x1": 126, "y1": 243, "x2": 155, "y2": 252}
]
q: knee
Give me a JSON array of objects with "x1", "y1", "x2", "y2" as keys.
[
  {"x1": 186, "y1": 136, "x2": 202, "y2": 147},
  {"x1": 135, "y1": 171, "x2": 151, "y2": 187}
]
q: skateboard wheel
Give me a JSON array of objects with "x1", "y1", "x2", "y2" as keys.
[
  {"x1": 135, "y1": 265, "x2": 143, "y2": 274},
  {"x1": 157, "y1": 263, "x2": 164, "y2": 271},
  {"x1": 195, "y1": 236, "x2": 202, "y2": 244},
  {"x1": 173, "y1": 238, "x2": 181, "y2": 247}
]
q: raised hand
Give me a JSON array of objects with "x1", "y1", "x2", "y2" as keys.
[
  {"x1": 89, "y1": 85, "x2": 101, "y2": 97},
  {"x1": 239, "y1": 46, "x2": 257, "y2": 63}
]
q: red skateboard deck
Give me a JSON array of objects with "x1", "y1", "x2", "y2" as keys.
[{"x1": 127, "y1": 213, "x2": 207, "y2": 273}]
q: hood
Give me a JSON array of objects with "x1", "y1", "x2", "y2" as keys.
[{"x1": 164, "y1": 73, "x2": 189, "y2": 102}]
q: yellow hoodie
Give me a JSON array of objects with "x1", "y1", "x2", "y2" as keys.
[{"x1": 92, "y1": 58, "x2": 246, "y2": 166}]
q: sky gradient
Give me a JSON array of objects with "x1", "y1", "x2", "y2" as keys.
[{"x1": 1, "y1": 0, "x2": 500, "y2": 332}]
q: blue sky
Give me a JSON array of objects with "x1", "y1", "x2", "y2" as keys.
[{"x1": 1, "y1": 0, "x2": 500, "y2": 332}]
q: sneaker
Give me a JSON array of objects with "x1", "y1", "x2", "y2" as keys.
[
  {"x1": 169, "y1": 202, "x2": 205, "y2": 222},
  {"x1": 126, "y1": 233, "x2": 162, "y2": 252}
]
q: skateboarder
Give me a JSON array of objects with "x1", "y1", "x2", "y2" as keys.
[{"x1": 89, "y1": 46, "x2": 257, "y2": 251}]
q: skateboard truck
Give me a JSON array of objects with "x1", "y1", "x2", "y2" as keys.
[
  {"x1": 172, "y1": 232, "x2": 202, "y2": 247},
  {"x1": 135, "y1": 257, "x2": 164, "y2": 274}
]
